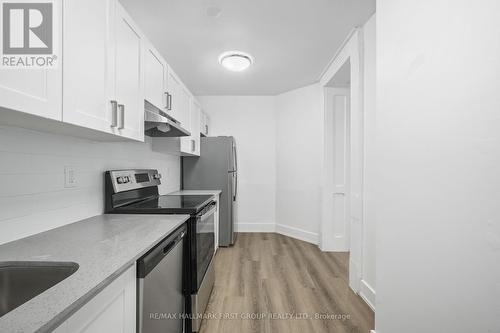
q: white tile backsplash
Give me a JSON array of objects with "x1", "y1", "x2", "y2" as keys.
[{"x1": 0, "y1": 125, "x2": 180, "y2": 245}]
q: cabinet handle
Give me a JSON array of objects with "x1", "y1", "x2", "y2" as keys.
[
  {"x1": 205, "y1": 124, "x2": 208, "y2": 135},
  {"x1": 168, "y1": 93, "x2": 172, "y2": 111},
  {"x1": 191, "y1": 139, "x2": 195, "y2": 152},
  {"x1": 118, "y1": 104, "x2": 125, "y2": 129},
  {"x1": 164, "y1": 92, "x2": 169, "y2": 110},
  {"x1": 110, "y1": 100, "x2": 118, "y2": 127}
]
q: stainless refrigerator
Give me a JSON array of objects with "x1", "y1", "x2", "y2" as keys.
[{"x1": 182, "y1": 136, "x2": 237, "y2": 247}]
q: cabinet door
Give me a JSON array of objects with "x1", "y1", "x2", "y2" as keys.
[
  {"x1": 180, "y1": 98, "x2": 200, "y2": 156},
  {"x1": 200, "y1": 111, "x2": 209, "y2": 136},
  {"x1": 63, "y1": 0, "x2": 115, "y2": 133},
  {"x1": 114, "y1": 2, "x2": 144, "y2": 141},
  {"x1": 65, "y1": 264, "x2": 136, "y2": 333},
  {"x1": 179, "y1": 102, "x2": 192, "y2": 154},
  {"x1": 144, "y1": 45, "x2": 167, "y2": 111},
  {"x1": 178, "y1": 85, "x2": 192, "y2": 131},
  {"x1": 166, "y1": 69, "x2": 191, "y2": 130},
  {"x1": 166, "y1": 69, "x2": 182, "y2": 123},
  {"x1": 199, "y1": 111, "x2": 205, "y2": 136},
  {"x1": 191, "y1": 102, "x2": 201, "y2": 155},
  {"x1": 205, "y1": 113, "x2": 210, "y2": 136},
  {"x1": 0, "y1": 7, "x2": 62, "y2": 121}
]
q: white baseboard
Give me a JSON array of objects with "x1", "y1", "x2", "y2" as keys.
[
  {"x1": 370, "y1": 331, "x2": 377, "y2": 333},
  {"x1": 234, "y1": 223, "x2": 319, "y2": 245},
  {"x1": 359, "y1": 279, "x2": 376, "y2": 311},
  {"x1": 235, "y1": 223, "x2": 276, "y2": 233},
  {"x1": 275, "y1": 224, "x2": 319, "y2": 245}
]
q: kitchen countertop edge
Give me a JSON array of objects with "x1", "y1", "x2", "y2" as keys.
[
  {"x1": 0, "y1": 213, "x2": 191, "y2": 333},
  {"x1": 38, "y1": 258, "x2": 135, "y2": 333}
]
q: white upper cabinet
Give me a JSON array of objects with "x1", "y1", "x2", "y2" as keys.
[
  {"x1": 191, "y1": 100, "x2": 201, "y2": 155},
  {"x1": 200, "y1": 111, "x2": 210, "y2": 137},
  {"x1": 0, "y1": 70, "x2": 62, "y2": 121},
  {"x1": 200, "y1": 112, "x2": 206, "y2": 136},
  {"x1": 1, "y1": 0, "x2": 199, "y2": 144},
  {"x1": 143, "y1": 43, "x2": 194, "y2": 135},
  {"x1": 165, "y1": 69, "x2": 182, "y2": 124},
  {"x1": 165, "y1": 68, "x2": 191, "y2": 130},
  {"x1": 205, "y1": 113, "x2": 210, "y2": 136},
  {"x1": 113, "y1": 2, "x2": 144, "y2": 141},
  {"x1": 178, "y1": 84, "x2": 192, "y2": 131},
  {"x1": 180, "y1": 98, "x2": 200, "y2": 156},
  {"x1": 64, "y1": 0, "x2": 144, "y2": 141},
  {"x1": 63, "y1": 0, "x2": 115, "y2": 134},
  {"x1": 0, "y1": 5, "x2": 62, "y2": 121},
  {"x1": 144, "y1": 45, "x2": 168, "y2": 111}
]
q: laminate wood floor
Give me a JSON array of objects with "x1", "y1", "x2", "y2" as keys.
[{"x1": 199, "y1": 233, "x2": 374, "y2": 333}]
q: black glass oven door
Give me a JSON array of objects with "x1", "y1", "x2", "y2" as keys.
[{"x1": 195, "y1": 203, "x2": 216, "y2": 289}]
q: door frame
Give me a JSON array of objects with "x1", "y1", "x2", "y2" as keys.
[
  {"x1": 322, "y1": 86, "x2": 351, "y2": 251},
  {"x1": 319, "y1": 28, "x2": 365, "y2": 293}
]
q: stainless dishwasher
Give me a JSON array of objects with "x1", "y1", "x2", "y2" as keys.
[{"x1": 137, "y1": 224, "x2": 187, "y2": 333}]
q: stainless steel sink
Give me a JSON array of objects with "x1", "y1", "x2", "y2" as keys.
[{"x1": 0, "y1": 261, "x2": 79, "y2": 317}]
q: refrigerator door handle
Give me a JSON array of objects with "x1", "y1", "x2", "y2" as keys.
[
  {"x1": 233, "y1": 142, "x2": 238, "y2": 172},
  {"x1": 234, "y1": 172, "x2": 237, "y2": 201}
]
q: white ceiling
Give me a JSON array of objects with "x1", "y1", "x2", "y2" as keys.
[{"x1": 120, "y1": 0, "x2": 375, "y2": 96}]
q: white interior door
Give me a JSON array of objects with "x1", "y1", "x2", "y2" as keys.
[{"x1": 322, "y1": 87, "x2": 351, "y2": 252}]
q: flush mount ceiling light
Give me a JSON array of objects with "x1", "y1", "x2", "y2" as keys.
[{"x1": 218, "y1": 51, "x2": 254, "y2": 72}]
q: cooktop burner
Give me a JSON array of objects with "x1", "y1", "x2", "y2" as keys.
[{"x1": 118, "y1": 194, "x2": 213, "y2": 214}]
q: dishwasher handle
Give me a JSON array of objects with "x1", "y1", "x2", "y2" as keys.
[
  {"x1": 163, "y1": 231, "x2": 185, "y2": 254},
  {"x1": 137, "y1": 225, "x2": 186, "y2": 278}
]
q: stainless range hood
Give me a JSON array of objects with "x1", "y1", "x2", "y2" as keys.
[{"x1": 144, "y1": 101, "x2": 191, "y2": 137}]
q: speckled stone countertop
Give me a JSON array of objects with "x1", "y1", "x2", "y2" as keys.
[
  {"x1": 0, "y1": 214, "x2": 190, "y2": 333},
  {"x1": 169, "y1": 190, "x2": 222, "y2": 196}
]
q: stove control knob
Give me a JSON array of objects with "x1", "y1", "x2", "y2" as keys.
[
  {"x1": 124, "y1": 176, "x2": 130, "y2": 183},
  {"x1": 153, "y1": 174, "x2": 162, "y2": 180},
  {"x1": 117, "y1": 176, "x2": 124, "y2": 184}
]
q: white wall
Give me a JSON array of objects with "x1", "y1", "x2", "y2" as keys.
[
  {"x1": 275, "y1": 84, "x2": 323, "y2": 243},
  {"x1": 197, "y1": 96, "x2": 277, "y2": 232},
  {"x1": 0, "y1": 125, "x2": 180, "y2": 245},
  {"x1": 376, "y1": 1, "x2": 500, "y2": 332},
  {"x1": 198, "y1": 88, "x2": 323, "y2": 241},
  {"x1": 360, "y1": 14, "x2": 376, "y2": 308}
]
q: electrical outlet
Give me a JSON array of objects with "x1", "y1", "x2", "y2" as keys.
[{"x1": 64, "y1": 166, "x2": 77, "y2": 188}]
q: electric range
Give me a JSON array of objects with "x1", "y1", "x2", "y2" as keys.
[{"x1": 104, "y1": 169, "x2": 216, "y2": 332}]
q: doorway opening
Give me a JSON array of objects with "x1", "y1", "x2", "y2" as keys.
[
  {"x1": 324, "y1": 60, "x2": 351, "y2": 253},
  {"x1": 320, "y1": 29, "x2": 364, "y2": 294}
]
